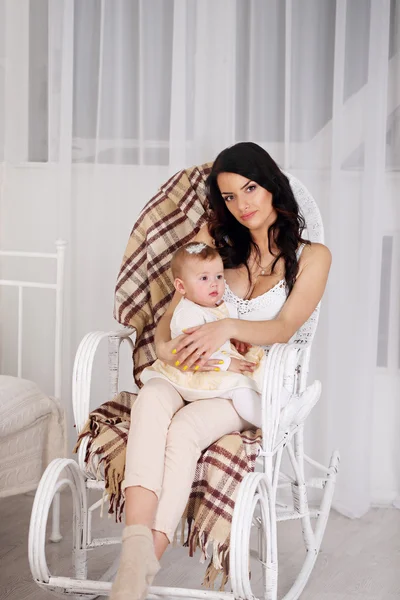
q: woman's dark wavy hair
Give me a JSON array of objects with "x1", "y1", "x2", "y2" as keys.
[{"x1": 206, "y1": 142, "x2": 309, "y2": 295}]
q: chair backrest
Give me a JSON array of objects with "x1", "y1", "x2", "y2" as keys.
[
  {"x1": 284, "y1": 173, "x2": 324, "y2": 350},
  {"x1": 286, "y1": 173, "x2": 324, "y2": 244}
]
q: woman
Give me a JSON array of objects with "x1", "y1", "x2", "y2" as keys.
[{"x1": 110, "y1": 142, "x2": 331, "y2": 600}]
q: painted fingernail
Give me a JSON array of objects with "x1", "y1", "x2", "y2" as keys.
[
  {"x1": 172, "y1": 349, "x2": 177, "y2": 354},
  {"x1": 218, "y1": 360, "x2": 224, "y2": 364},
  {"x1": 214, "y1": 367, "x2": 220, "y2": 372},
  {"x1": 183, "y1": 365, "x2": 188, "y2": 371},
  {"x1": 175, "y1": 360, "x2": 180, "y2": 366},
  {"x1": 194, "y1": 365, "x2": 199, "y2": 371}
]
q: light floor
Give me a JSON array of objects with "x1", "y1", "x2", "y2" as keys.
[{"x1": 0, "y1": 491, "x2": 399, "y2": 600}]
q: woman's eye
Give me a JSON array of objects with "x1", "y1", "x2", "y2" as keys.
[
  {"x1": 224, "y1": 195, "x2": 234, "y2": 202},
  {"x1": 246, "y1": 184, "x2": 256, "y2": 193}
]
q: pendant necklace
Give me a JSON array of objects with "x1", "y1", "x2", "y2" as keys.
[
  {"x1": 245, "y1": 257, "x2": 275, "y2": 299},
  {"x1": 256, "y1": 256, "x2": 275, "y2": 277}
]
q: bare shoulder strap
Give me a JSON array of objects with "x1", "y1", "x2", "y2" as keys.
[{"x1": 296, "y1": 243, "x2": 306, "y2": 260}]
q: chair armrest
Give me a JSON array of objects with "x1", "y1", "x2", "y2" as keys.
[
  {"x1": 72, "y1": 328, "x2": 136, "y2": 435},
  {"x1": 107, "y1": 327, "x2": 136, "y2": 339},
  {"x1": 260, "y1": 343, "x2": 309, "y2": 452}
]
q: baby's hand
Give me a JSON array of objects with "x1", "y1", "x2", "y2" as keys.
[
  {"x1": 231, "y1": 339, "x2": 252, "y2": 355},
  {"x1": 228, "y1": 357, "x2": 256, "y2": 374}
]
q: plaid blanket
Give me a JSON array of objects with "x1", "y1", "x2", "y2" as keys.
[
  {"x1": 114, "y1": 162, "x2": 212, "y2": 387},
  {"x1": 184, "y1": 426, "x2": 262, "y2": 589},
  {"x1": 74, "y1": 393, "x2": 261, "y2": 588}
]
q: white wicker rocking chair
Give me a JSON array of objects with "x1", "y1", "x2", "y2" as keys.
[{"x1": 28, "y1": 172, "x2": 339, "y2": 600}]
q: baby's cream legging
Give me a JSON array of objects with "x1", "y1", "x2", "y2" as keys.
[{"x1": 123, "y1": 378, "x2": 251, "y2": 543}]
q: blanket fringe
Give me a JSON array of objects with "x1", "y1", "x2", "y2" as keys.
[
  {"x1": 203, "y1": 552, "x2": 229, "y2": 591},
  {"x1": 104, "y1": 460, "x2": 125, "y2": 522},
  {"x1": 183, "y1": 517, "x2": 230, "y2": 590}
]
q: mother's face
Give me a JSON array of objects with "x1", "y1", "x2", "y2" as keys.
[{"x1": 217, "y1": 172, "x2": 276, "y2": 232}]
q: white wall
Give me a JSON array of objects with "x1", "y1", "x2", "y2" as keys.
[{"x1": 0, "y1": 162, "x2": 399, "y2": 505}]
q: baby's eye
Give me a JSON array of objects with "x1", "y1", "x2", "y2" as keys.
[
  {"x1": 216, "y1": 274, "x2": 223, "y2": 280},
  {"x1": 200, "y1": 276, "x2": 208, "y2": 281}
]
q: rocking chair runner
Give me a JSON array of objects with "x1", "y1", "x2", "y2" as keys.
[{"x1": 28, "y1": 163, "x2": 340, "y2": 600}]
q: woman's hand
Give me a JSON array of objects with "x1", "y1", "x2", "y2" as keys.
[
  {"x1": 231, "y1": 339, "x2": 252, "y2": 355},
  {"x1": 156, "y1": 334, "x2": 187, "y2": 365},
  {"x1": 227, "y1": 357, "x2": 256, "y2": 374},
  {"x1": 181, "y1": 319, "x2": 234, "y2": 369},
  {"x1": 163, "y1": 319, "x2": 235, "y2": 370},
  {"x1": 156, "y1": 332, "x2": 223, "y2": 372}
]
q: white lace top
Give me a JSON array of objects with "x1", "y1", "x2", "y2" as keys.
[{"x1": 222, "y1": 244, "x2": 319, "y2": 349}]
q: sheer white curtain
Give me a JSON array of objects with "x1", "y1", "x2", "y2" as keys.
[{"x1": 0, "y1": 0, "x2": 399, "y2": 516}]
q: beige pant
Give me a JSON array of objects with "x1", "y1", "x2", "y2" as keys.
[{"x1": 124, "y1": 378, "x2": 250, "y2": 542}]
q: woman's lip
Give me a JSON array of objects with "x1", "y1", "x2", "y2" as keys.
[{"x1": 241, "y1": 211, "x2": 257, "y2": 221}]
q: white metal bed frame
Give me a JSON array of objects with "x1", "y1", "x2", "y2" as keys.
[
  {"x1": 0, "y1": 240, "x2": 66, "y2": 538},
  {"x1": 0, "y1": 240, "x2": 66, "y2": 398},
  {"x1": 28, "y1": 178, "x2": 339, "y2": 600}
]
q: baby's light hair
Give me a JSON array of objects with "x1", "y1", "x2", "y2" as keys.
[{"x1": 171, "y1": 242, "x2": 221, "y2": 278}]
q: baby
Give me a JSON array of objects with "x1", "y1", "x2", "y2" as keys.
[{"x1": 141, "y1": 242, "x2": 319, "y2": 431}]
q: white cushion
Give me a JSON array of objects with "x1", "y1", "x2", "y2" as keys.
[{"x1": 0, "y1": 375, "x2": 57, "y2": 438}]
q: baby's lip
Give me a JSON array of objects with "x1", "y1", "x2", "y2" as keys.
[{"x1": 209, "y1": 291, "x2": 218, "y2": 296}]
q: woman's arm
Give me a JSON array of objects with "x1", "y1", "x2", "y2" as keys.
[
  {"x1": 231, "y1": 243, "x2": 331, "y2": 344},
  {"x1": 179, "y1": 243, "x2": 331, "y2": 368}
]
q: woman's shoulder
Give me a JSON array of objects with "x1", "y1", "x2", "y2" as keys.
[
  {"x1": 192, "y1": 224, "x2": 215, "y2": 246},
  {"x1": 302, "y1": 241, "x2": 331, "y2": 260},
  {"x1": 298, "y1": 242, "x2": 331, "y2": 271}
]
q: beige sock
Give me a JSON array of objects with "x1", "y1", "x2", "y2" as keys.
[{"x1": 110, "y1": 524, "x2": 160, "y2": 600}]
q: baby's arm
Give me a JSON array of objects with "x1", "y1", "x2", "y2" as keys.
[{"x1": 227, "y1": 356, "x2": 257, "y2": 375}]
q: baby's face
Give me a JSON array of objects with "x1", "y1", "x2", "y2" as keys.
[{"x1": 178, "y1": 256, "x2": 225, "y2": 307}]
